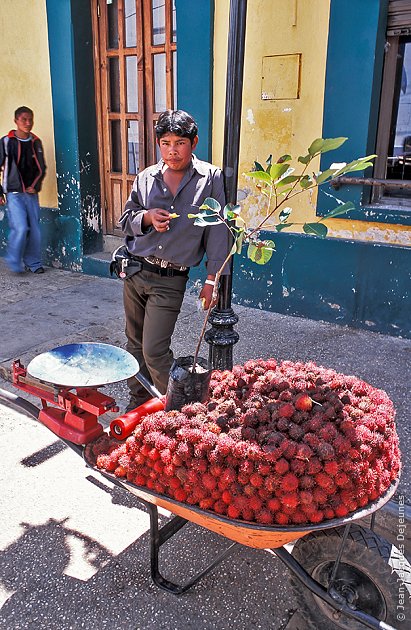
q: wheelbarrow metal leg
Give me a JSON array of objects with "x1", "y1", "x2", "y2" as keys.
[
  {"x1": 148, "y1": 504, "x2": 238, "y2": 595},
  {"x1": 271, "y1": 547, "x2": 398, "y2": 630}
]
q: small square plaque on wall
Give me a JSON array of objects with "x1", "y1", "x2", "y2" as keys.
[{"x1": 261, "y1": 54, "x2": 301, "y2": 100}]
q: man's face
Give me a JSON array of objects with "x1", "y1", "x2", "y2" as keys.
[
  {"x1": 157, "y1": 133, "x2": 198, "y2": 171},
  {"x1": 15, "y1": 113, "x2": 34, "y2": 136}
]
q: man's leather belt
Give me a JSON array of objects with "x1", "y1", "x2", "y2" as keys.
[{"x1": 131, "y1": 255, "x2": 189, "y2": 277}]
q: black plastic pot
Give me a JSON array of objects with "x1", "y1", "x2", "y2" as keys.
[{"x1": 165, "y1": 356, "x2": 212, "y2": 411}]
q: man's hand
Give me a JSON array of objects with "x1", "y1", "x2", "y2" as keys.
[
  {"x1": 26, "y1": 186, "x2": 36, "y2": 194},
  {"x1": 199, "y1": 280, "x2": 218, "y2": 310},
  {"x1": 0, "y1": 194, "x2": 5, "y2": 206},
  {"x1": 143, "y1": 208, "x2": 172, "y2": 232}
]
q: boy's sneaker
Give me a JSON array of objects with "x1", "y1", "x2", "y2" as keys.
[{"x1": 25, "y1": 266, "x2": 45, "y2": 274}]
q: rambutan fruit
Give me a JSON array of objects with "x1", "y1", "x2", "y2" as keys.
[
  {"x1": 243, "y1": 483, "x2": 257, "y2": 497},
  {"x1": 202, "y1": 473, "x2": 217, "y2": 491},
  {"x1": 300, "y1": 475, "x2": 315, "y2": 489},
  {"x1": 168, "y1": 476, "x2": 181, "y2": 490},
  {"x1": 250, "y1": 473, "x2": 264, "y2": 488},
  {"x1": 280, "y1": 492, "x2": 299, "y2": 509},
  {"x1": 324, "y1": 461, "x2": 339, "y2": 476},
  {"x1": 241, "y1": 507, "x2": 254, "y2": 522},
  {"x1": 199, "y1": 498, "x2": 215, "y2": 510},
  {"x1": 256, "y1": 509, "x2": 274, "y2": 525},
  {"x1": 290, "y1": 459, "x2": 307, "y2": 476},
  {"x1": 299, "y1": 491, "x2": 314, "y2": 505},
  {"x1": 319, "y1": 423, "x2": 338, "y2": 442},
  {"x1": 313, "y1": 487, "x2": 328, "y2": 505},
  {"x1": 308, "y1": 510, "x2": 324, "y2": 524},
  {"x1": 227, "y1": 504, "x2": 241, "y2": 519},
  {"x1": 274, "y1": 512, "x2": 289, "y2": 525},
  {"x1": 281, "y1": 473, "x2": 299, "y2": 492},
  {"x1": 114, "y1": 466, "x2": 126, "y2": 478},
  {"x1": 295, "y1": 394, "x2": 313, "y2": 412},
  {"x1": 316, "y1": 441, "x2": 336, "y2": 461},
  {"x1": 221, "y1": 490, "x2": 233, "y2": 505},
  {"x1": 174, "y1": 488, "x2": 188, "y2": 502},
  {"x1": 249, "y1": 495, "x2": 263, "y2": 512},
  {"x1": 334, "y1": 504, "x2": 349, "y2": 518},
  {"x1": 275, "y1": 458, "x2": 290, "y2": 475},
  {"x1": 315, "y1": 472, "x2": 334, "y2": 490},
  {"x1": 307, "y1": 458, "x2": 322, "y2": 475},
  {"x1": 278, "y1": 403, "x2": 295, "y2": 419},
  {"x1": 289, "y1": 511, "x2": 307, "y2": 525},
  {"x1": 257, "y1": 462, "x2": 272, "y2": 476},
  {"x1": 335, "y1": 472, "x2": 351, "y2": 488}
]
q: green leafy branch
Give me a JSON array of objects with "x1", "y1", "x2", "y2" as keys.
[{"x1": 188, "y1": 137, "x2": 375, "y2": 366}]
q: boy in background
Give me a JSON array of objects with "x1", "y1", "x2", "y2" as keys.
[{"x1": 0, "y1": 106, "x2": 46, "y2": 274}]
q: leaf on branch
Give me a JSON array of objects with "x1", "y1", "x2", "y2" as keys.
[
  {"x1": 278, "y1": 206, "x2": 292, "y2": 222},
  {"x1": 322, "y1": 201, "x2": 355, "y2": 219},
  {"x1": 246, "y1": 170, "x2": 272, "y2": 184},
  {"x1": 247, "y1": 240, "x2": 276, "y2": 265},
  {"x1": 200, "y1": 197, "x2": 221, "y2": 212},
  {"x1": 223, "y1": 203, "x2": 241, "y2": 221},
  {"x1": 277, "y1": 154, "x2": 292, "y2": 163},
  {"x1": 315, "y1": 168, "x2": 340, "y2": 185},
  {"x1": 253, "y1": 161, "x2": 265, "y2": 172},
  {"x1": 300, "y1": 175, "x2": 314, "y2": 189},
  {"x1": 187, "y1": 209, "x2": 222, "y2": 226},
  {"x1": 309, "y1": 137, "x2": 347, "y2": 156},
  {"x1": 275, "y1": 223, "x2": 294, "y2": 232},
  {"x1": 308, "y1": 138, "x2": 325, "y2": 155},
  {"x1": 269, "y1": 163, "x2": 290, "y2": 182},
  {"x1": 276, "y1": 174, "x2": 299, "y2": 187},
  {"x1": 303, "y1": 222, "x2": 328, "y2": 238},
  {"x1": 298, "y1": 154, "x2": 311, "y2": 165}
]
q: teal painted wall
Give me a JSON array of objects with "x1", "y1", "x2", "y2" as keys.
[
  {"x1": 175, "y1": 0, "x2": 214, "y2": 161},
  {"x1": 45, "y1": 0, "x2": 101, "y2": 270},
  {"x1": 318, "y1": 0, "x2": 389, "y2": 219}
]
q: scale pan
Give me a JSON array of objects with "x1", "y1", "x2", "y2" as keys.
[{"x1": 27, "y1": 342, "x2": 139, "y2": 387}]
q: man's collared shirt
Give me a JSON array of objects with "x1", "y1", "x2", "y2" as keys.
[{"x1": 119, "y1": 155, "x2": 230, "y2": 274}]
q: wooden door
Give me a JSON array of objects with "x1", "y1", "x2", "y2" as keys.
[{"x1": 92, "y1": 0, "x2": 177, "y2": 235}]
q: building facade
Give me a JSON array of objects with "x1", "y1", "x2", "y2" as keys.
[{"x1": 0, "y1": 0, "x2": 410, "y2": 337}]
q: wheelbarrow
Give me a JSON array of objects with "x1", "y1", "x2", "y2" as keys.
[{"x1": 0, "y1": 343, "x2": 409, "y2": 630}]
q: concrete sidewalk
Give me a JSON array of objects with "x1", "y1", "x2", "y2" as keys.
[{"x1": 0, "y1": 258, "x2": 410, "y2": 629}]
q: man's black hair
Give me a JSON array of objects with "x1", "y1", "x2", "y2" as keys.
[
  {"x1": 15, "y1": 106, "x2": 33, "y2": 119},
  {"x1": 155, "y1": 110, "x2": 198, "y2": 142}
]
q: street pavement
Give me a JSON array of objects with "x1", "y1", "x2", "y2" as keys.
[{"x1": 0, "y1": 258, "x2": 410, "y2": 630}]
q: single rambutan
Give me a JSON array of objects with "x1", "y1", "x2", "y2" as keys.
[
  {"x1": 227, "y1": 504, "x2": 241, "y2": 519},
  {"x1": 281, "y1": 473, "x2": 299, "y2": 492},
  {"x1": 280, "y1": 492, "x2": 299, "y2": 509},
  {"x1": 250, "y1": 472, "x2": 264, "y2": 488},
  {"x1": 274, "y1": 512, "x2": 289, "y2": 525},
  {"x1": 323, "y1": 461, "x2": 339, "y2": 476},
  {"x1": 275, "y1": 458, "x2": 290, "y2": 475},
  {"x1": 295, "y1": 394, "x2": 313, "y2": 412}
]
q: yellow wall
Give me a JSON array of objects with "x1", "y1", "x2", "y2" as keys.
[
  {"x1": 212, "y1": 0, "x2": 409, "y2": 247},
  {"x1": 0, "y1": 0, "x2": 57, "y2": 208}
]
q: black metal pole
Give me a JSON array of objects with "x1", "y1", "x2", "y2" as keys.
[{"x1": 205, "y1": 0, "x2": 248, "y2": 370}]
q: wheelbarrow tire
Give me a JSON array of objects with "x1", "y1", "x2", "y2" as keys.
[{"x1": 290, "y1": 523, "x2": 411, "y2": 629}]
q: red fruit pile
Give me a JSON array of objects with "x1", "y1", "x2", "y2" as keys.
[{"x1": 91, "y1": 358, "x2": 401, "y2": 526}]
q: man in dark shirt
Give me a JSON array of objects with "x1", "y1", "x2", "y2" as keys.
[
  {"x1": 0, "y1": 106, "x2": 46, "y2": 274},
  {"x1": 119, "y1": 109, "x2": 230, "y2": 412}
]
